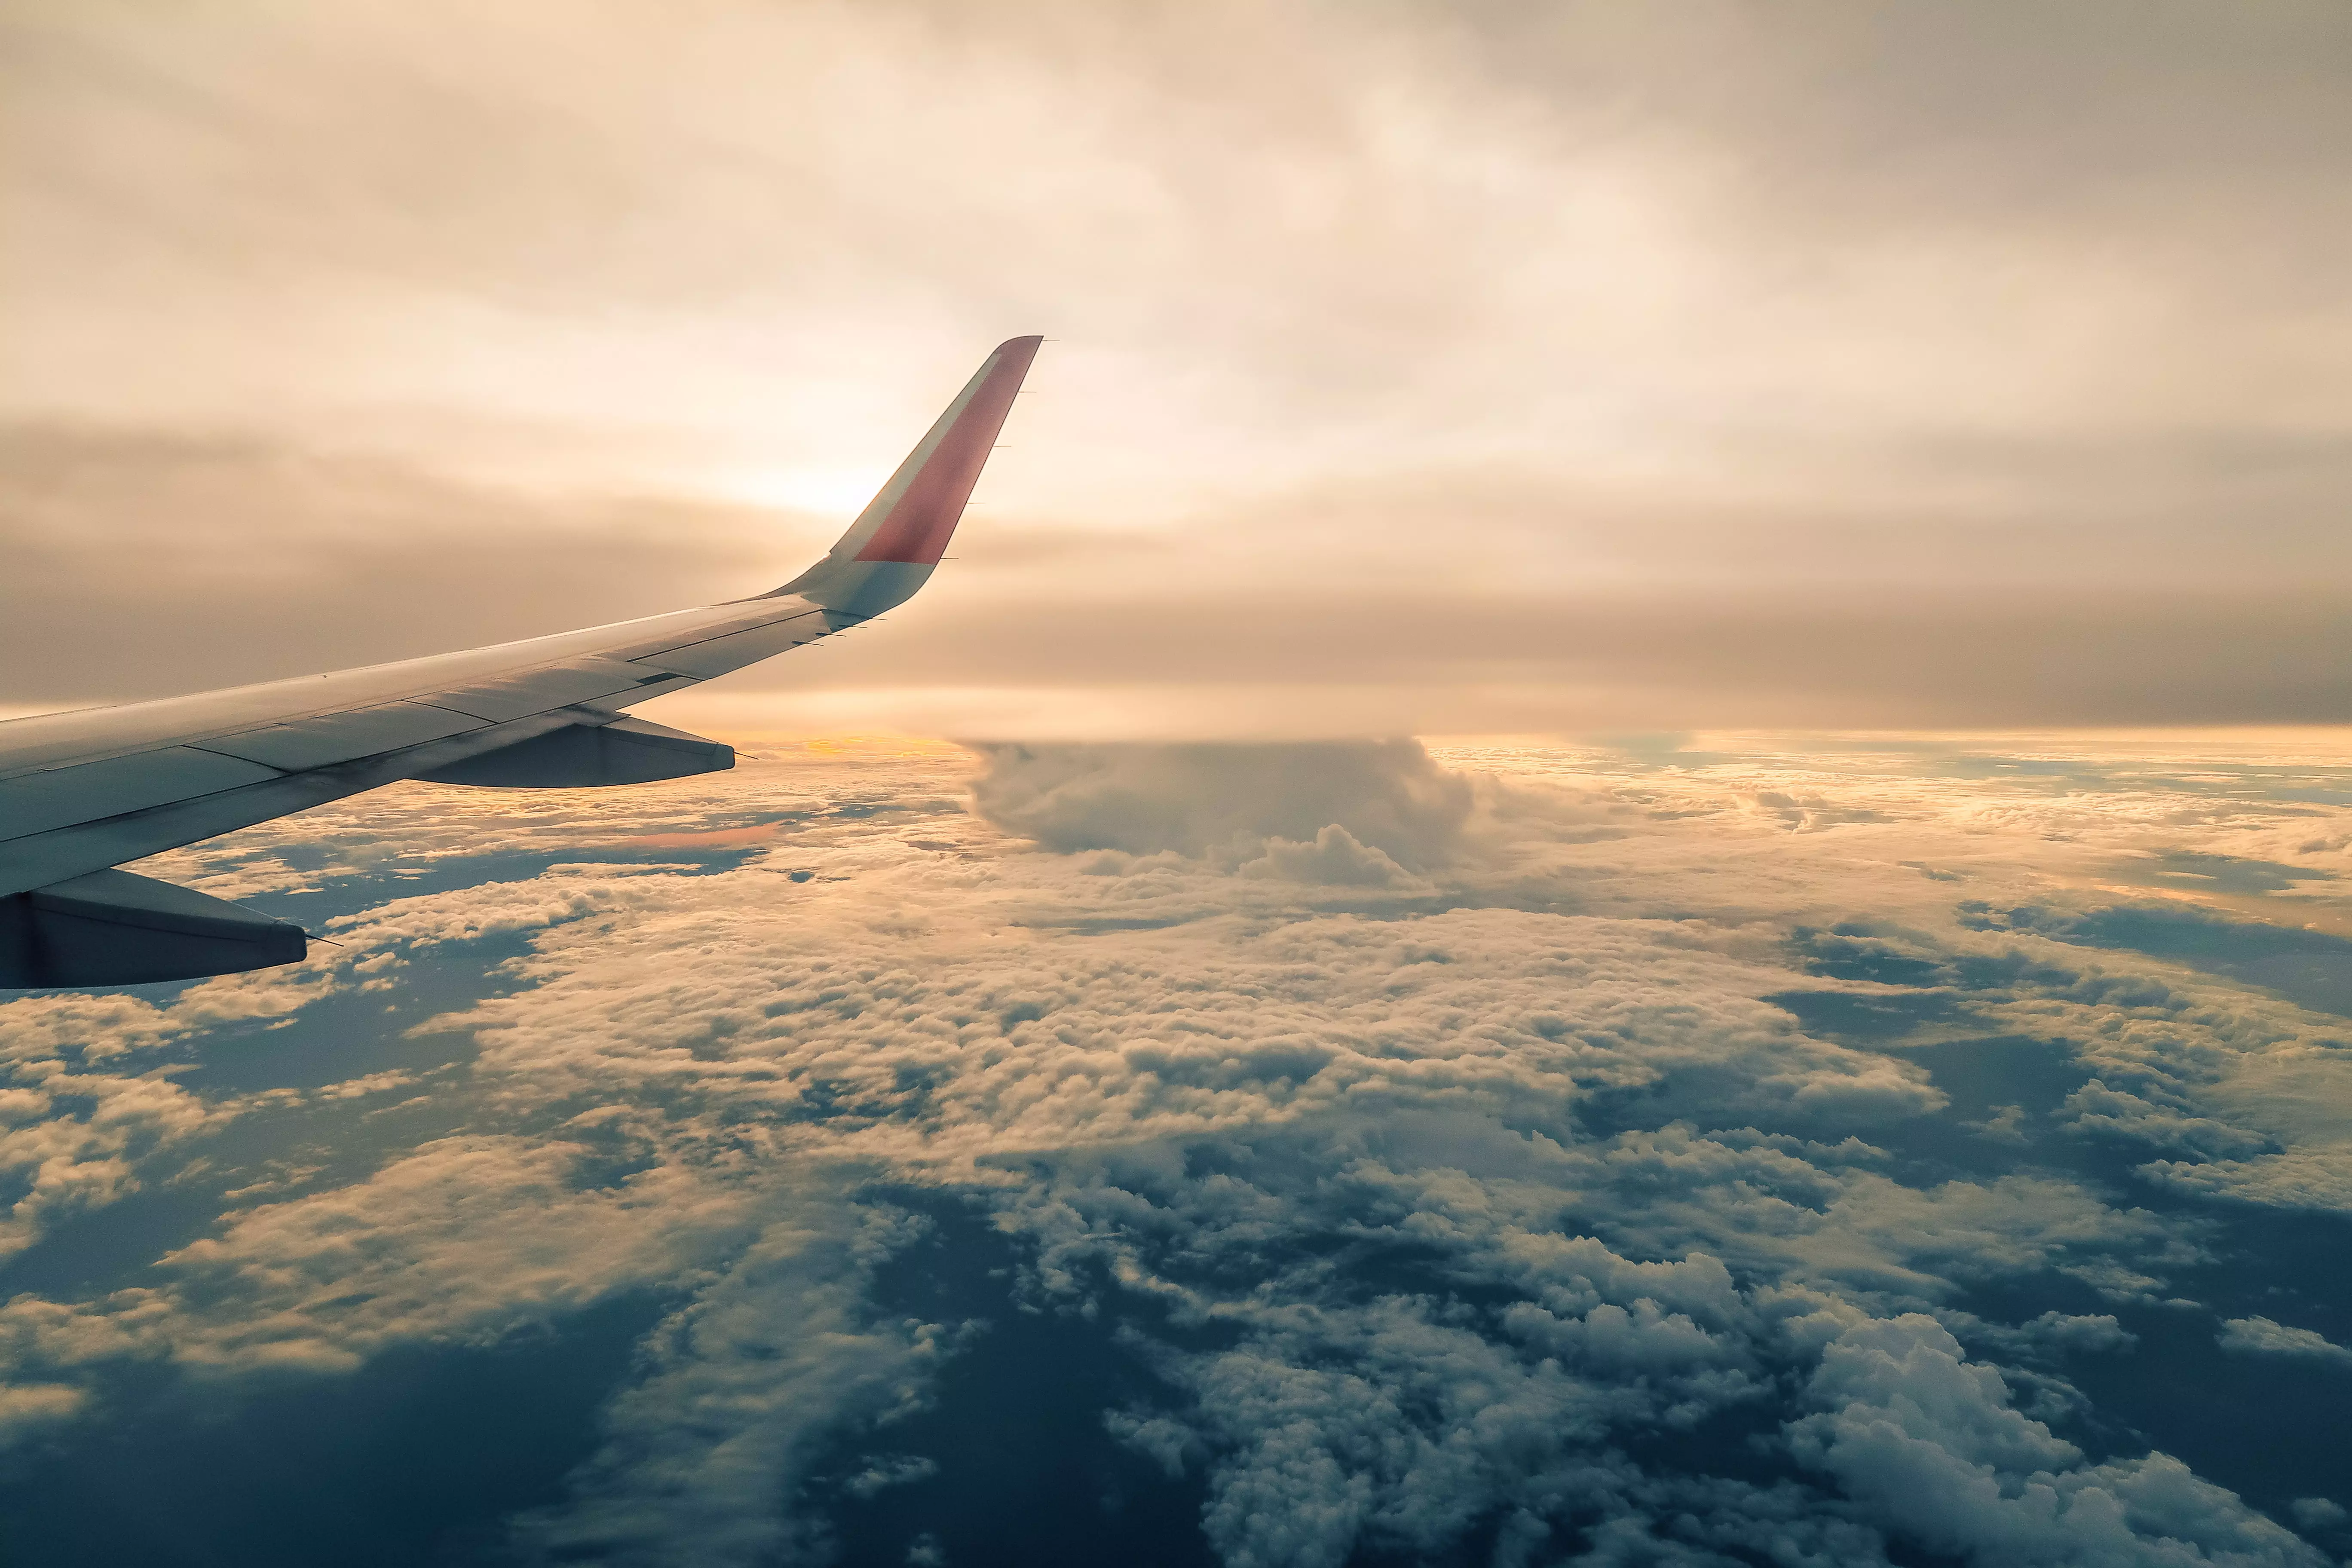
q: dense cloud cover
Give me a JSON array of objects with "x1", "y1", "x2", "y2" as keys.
[{"x1": 3, "y1": 734, "x2": 2350, "y2": 1563}]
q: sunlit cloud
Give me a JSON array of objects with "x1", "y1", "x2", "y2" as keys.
[{"x1": 9, "y1": 733, "x2": 2352, "y2": 1557}]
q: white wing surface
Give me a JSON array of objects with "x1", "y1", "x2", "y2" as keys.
[{"x1": 0, "y1": 335, "x2": 1043, "y2": 987}]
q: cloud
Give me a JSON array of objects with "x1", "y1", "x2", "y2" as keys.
[
  {"x1": 511, "y1": 1202, "x2": 944, "y2": 1566},
  {"x1": 2292, "y1": 1497, "x2": 2347, "y2": 1531},
  {"x1": 2145, "y1": 1148, "x2": 2352, "y2": 1213},
  {"x1": 0, "y1": 989, "x2": 253, "y2": 1263},
  {"x1": 0, "y1": 424, "x2": 786, "y2": 704},
  {"x1": 2062, "y1": 1079, "x2": 2279, "y2": 1161},
  {"x1": 1790, "y1": 1314, "x2": 2320, "y2": 1567},
  {"x1": 1026, "y1": 1121, "x2": 2278, "y2": 1565},
  {"x1": 965, "y1": 741, "x2": 1472, "y2": 868},
  {"x1": 0, "y1": 1381, "x2": 83, "y2": 1449},
  {"x1": 1236, "y1": 824, "x2": 1415, "y2": 887},
  {"x1": 2027, "y1": 1313, "x2": 2138, "y2": 1356},
  {"x1": 840, "y1": 1453, "x2": 940, "y2": 1499},
  {"x1": 5, "y1": 735, "x2": 2352, "y2": 1559},
  {"x1": 144, "y1": 1137, "x2": 746, "y2": 1372},
  {"x1": 703, "y1": 585, "x2": 2352, "y2": 734},
  {"x1": 2216, "y1": 1317, "x2": 2352, "y2": 1369}
]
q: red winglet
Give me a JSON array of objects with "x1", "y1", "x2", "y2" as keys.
[{"x1": 852, "y1": 336, "x2": 1043, "y2": 565}]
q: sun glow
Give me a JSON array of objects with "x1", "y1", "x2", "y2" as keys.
[{"x1": 700, "y1": 467, "x2": 889, "y2": 521}]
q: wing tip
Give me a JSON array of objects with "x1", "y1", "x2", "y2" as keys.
[{"x1": 766, "y1": 334, "x2": 1045, "y2": 609}]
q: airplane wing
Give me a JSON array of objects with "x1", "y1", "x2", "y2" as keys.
[{"x1": 0, "y1": 335, "x2": 1043, "y2": 988}]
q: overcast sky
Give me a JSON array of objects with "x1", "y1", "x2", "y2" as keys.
[{"x1": 5, "y1": 0, "x2": 2350, "y2": 734}]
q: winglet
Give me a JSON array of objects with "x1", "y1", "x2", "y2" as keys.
[{"x1": 772, "y1": 336, "x2": 1043, "y2": 618}]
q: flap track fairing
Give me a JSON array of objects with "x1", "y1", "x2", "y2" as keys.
[{"x1": 0, "y1": 869, "x2": 306, "y2": 988}]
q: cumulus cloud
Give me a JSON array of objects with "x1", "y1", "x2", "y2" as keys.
[
  {"x1": 512, "y1": 1202, "x2": 944, "y2": 1565},
  {"x1": 4, "y1": 735, "x2": 2352, "y2": 1561},
  {"x1": 2216, "y1": 1317, "x2": 2352, "y2": 1369},
  {"x1": 1939, "y1": 1307, "x2": 2142, "y2": 1366},
  {"x1": 2292, "y1": 1497, "x2": 2348, "y2": 1532},
  {"x1": 0, "y1": 991, "x2": 257, "y2": 1263},
  {"x1": 1235, "y1": 824, "x2": 1415, "y2": 887},
  {"x1": 150, "y1": 1137, "x2": 754, "y2": 1372},
  {"x1": 1790, "y1": 1314, "x2": 2319, "y2": 1567},
  {"x1": 964, "y1": 740, "x2": 1472, "y2": 869},
  {"x1": 2144, "y1": 1148, "x2": 2352, "y2": 1212}
]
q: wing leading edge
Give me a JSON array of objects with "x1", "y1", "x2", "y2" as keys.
[{"x1": 0, "y1": 335, "x2": 1044, "y2": 988}]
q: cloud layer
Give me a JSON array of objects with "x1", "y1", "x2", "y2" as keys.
[{"x1": 5, "y1": 733, "x2": 2352, "y2": 1561}]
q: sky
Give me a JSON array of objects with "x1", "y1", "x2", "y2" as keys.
[
  {"x1": 9, "y1": 8, "x2": 2352, "y2": 1567},
  {"x1": 5, "y1": 0, "x2": 2352, "y2": 734}
]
